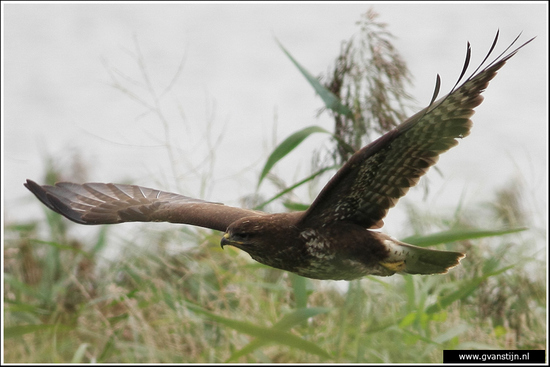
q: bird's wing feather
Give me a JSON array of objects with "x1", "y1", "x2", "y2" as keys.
[
  {"x1": 24, "y1": 179, "x2": 265, "y2": 232},
  {"x1": 300, "y1": 33, "x2": 534, "y2": 229}
]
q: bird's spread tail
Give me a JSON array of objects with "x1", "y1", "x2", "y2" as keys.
[{"x1": 380, "y1": 238, "x2": 465, "y2": 275}]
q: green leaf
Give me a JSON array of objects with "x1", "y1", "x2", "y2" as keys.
[
  {"x1": 5, "y1": 300, "x2": 51, "y2": 316},
  {"x1": 290, "y1": 273, "x2": 309, "y2": 309},
  {"x1": 402, "y1": 227, "x2": 527, "y2": 247},
  {"x1": 4, "y1": 323, "x2": 70, "y2": 338},
  {"x1": 276, "y1": 38, "x2": 352, "y2": 117},
  {"x1": 255, "y1": 165, "x2": 336, "y2": 210},
  {"x1": 398, "y1": 312, "x2": 417, "y2": 328},
  {"x1": 185, "y1": 302, "x2": 330, "y2": 360},
  {"x1": 258, "y1": 126, "x2": 330, "y2": 187},
  {"x1": 226, "y1": 307, "x2": 331, "y2": 362},
  {"x1": 425, "y1": 265, "x2": 514, "y2": 314},
  {"x1": 283, "y1": 201, "x2": 310, "y2": 211}
]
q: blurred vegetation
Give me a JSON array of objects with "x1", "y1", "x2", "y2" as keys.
[
  {"x1": 4, "y1": 10, "x2": 546, "y2": 363},
  {"x1": 321, "y1": 9, "x2": 414, "y2": 164},
  {"x1": 258, "y1": 10, "x2": 415, "y2": 210},
  {"x1": 4, "y1": 175, "x2": 545, "y2": 362}
]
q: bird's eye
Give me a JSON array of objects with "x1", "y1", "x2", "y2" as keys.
[{"x1": 236, "y1": 233, "x2": 254, "y2": 241}]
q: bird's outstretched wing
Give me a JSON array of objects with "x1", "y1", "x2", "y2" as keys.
[
  {"x1": 24, "y1": 180, "x2": 265, "y2": 232},
  {"x1": 300, "y1": 32, "x2": 534, "y2": 229}
]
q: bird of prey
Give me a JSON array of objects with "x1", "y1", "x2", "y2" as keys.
[{"x1": 25, "y1": 33, "x2": 532, "y2": 280}]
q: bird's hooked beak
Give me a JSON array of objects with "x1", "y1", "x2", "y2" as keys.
[
  {"x1": 221, "y1": 232, "x2": 241, "y2": 249},
  {"x1": 220, "y1": 233, "x2": 230, "y2": 249}
]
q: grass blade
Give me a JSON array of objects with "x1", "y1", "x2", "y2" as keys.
[
  {"x1": 71, "y1": 343, "x2": 90, "y2": 363},
  {"x1": 227, "y1": 307, "x2": 330, "y2": 362},
  {"x1": 258, "y1": 126, "x2": 330, "y2": 187},
  {"x1": 402, "y1": 227, "x2": 527, "y2": 247},
  {"x1": 425, "y1": 265, "x2": 514, "y2": 314},
  {"x1": 276, "y1": 38, "x2": 352, "y2": 117},
  {"x1": 185, "y1": 302, "x2": 330, "y2": 359},
  {"x1": 5, "y1": 323, "x2": 70, "y2": 338},
  {"x1": 290, "y1": 273, "x2": 309, "y2": 309},
  {"x1": 255, "y1": 166, "x2": 335, "y2": 210}
]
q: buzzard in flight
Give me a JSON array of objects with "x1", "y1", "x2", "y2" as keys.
[{"x1": 25, "y1": 33, "x2": 532, "y2": 280}]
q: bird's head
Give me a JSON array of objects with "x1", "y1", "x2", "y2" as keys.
[
  {"x1": 220, "y1": 213, "x2": 302, "y2": 259},
  {"x1": 221, "y1": 217, "x2": 267, "y2": 252}
]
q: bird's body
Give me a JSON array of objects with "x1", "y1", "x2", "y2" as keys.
[
  {"x1": 25, "y1": 33, "x2": 533, "y2": 280},
  {"x1": 221, "y1": 214, "x2": 463, "y2": 280},
  {"x1": 224, "y1": 214, "x2": 395, "y2": 280}
]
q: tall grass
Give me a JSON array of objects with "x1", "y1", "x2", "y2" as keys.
[
  {"x1": 4, "y1": 183, "x2": 546, "y2": 362},
  {"x1": 4, "y1": 10, "x2": 546, "y2": 363}
]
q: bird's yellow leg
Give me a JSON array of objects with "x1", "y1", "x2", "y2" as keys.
[{"x1": 379, "y1": 260, "x2": 406, "y2": 272}]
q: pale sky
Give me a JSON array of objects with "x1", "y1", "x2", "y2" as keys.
[{"x1": 3, "y1": 2, "x2": 548, "y2": 249}]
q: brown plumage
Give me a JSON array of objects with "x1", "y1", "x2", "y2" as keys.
[{"x1": 25, "y1": 33, "x2": 533, "y2": 280}]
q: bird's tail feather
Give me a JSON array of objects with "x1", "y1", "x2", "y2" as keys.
[{"x1": 399, "y1": 243, "x2": 465, "y2": 275}]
